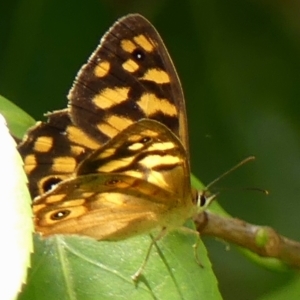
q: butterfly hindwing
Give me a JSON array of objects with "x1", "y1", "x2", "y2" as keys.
[
  {"x1": 33, "y1": 172, "x2": 195, "y2": 240},
  {"x1": 33, "y1": 121, "x2": 196, "y2": 239},
  {"x1": 18, "y1": 109, "x2": 100, "y2": 198}
]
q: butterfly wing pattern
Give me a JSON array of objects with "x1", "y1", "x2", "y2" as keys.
[
  {"x1": 69, "y1": 14, "x2": 189, "y2": 152},
  {"x1": 18, "y1": 14, "x2": 207, "y2": 252}
]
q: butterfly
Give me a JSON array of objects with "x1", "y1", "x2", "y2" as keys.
[{"x1": 18, "y1": 14, "x2": 212, "y2": 279}]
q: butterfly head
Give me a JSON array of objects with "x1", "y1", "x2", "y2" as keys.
[{"x1": 193, "y1": 189, "x2": 217, "y2": 213}]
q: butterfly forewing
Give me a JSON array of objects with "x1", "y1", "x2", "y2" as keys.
[
  {"x1": 68, "y1": 14, "x2": 189, "y2": 156},
  {"x1": 77, "y1": 119, "x2": 190, "y2": 199}
]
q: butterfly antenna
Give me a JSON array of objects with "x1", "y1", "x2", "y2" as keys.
[
  {"x1": 243, "y1": 187, "x2": 269, "y2": 195},
  {"x1": 205, "y1": 156, "x2": 255, "y2": 190}
]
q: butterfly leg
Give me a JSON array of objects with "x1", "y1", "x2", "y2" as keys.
[
  {"x1": 131, "y1": 228, "x2": 168, "y2": 281},
  {"x1": 192, "y1": 236, "x2": 204, "y2": 268},
  {"x1": 177, "y1": 225, "x2": 204, "y2": 267}
]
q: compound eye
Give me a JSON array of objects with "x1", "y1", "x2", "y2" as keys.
[{"x1": 199, "y1": 194, "x2": 207, "y2": 207}]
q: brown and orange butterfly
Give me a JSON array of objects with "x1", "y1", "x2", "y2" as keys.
[{"x1": 18, "y1": 14, "x2": 212, "y2": 279}]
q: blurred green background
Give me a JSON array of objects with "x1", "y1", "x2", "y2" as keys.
[{"x1": 1, "y1": 0, "x2": 300, "y2": 299}]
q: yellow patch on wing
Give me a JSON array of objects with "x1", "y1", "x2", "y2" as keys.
[
  {"x1": 123, "y1": 170, "x2": 143, "y2": 179},
  {"x1": 97, "y1": 193, "x2": 128, "y2": 206},
  {"x1": 98, "y1": 148, "x2": 116, "y2": 159},
  {"x1": 70, "y1": 145, "x2": 85, "y2": 156},
  {"x1": 33, "y1": 203, "x2": 46, "y2": 212},
  {"x1": 81, "y1": 192, "x2": 95, "y2": 198},
  {"x1": 127, "y1": 142, "x2": 144, "y2": 151},
  {"x1": 97, "y1": 123, "x2": 119, "y2": 138},
  {"x1": 122, "y1": 59, "x2": 139, "y2": 72},
  {"x1": 134, "y1": 35, "x2": 154, "y2": 52},
  {"x1": 121, "y1": 39, "x2": 137, "y2": 53},
  {"x1": 106, "y1": 115, "x2": 133, "y2": 131},
  {"x1": 140, "y1": 154, "x2": 180, "y2": 169},
  {"x1": 127, "y1": 134, "x2": 144, "y2": 143},
  {"x1": 148, "y1": 142, "x2": 175, "y2": 151},
  {"x1": 140, "y1": 129, "x2": 159, "y2": 138},
  {"x1": 141, "y1": 69, "x2": 170, "y2": 84},
  {"x1": 34, "y1": 136, "x2": 53, "y2": 153},
  {"x1": 66, "y1": 126, "x2": 99, "y2": 149},
  {"x1": 43, "y1": 193, "x2": 66, "y2": 204},
  {"x1": 137, "y1": 93, "x2": 177, "y2": 117},
  {"x1": 52, "y1": 157, "x2": 77, "y2": 173},
  {"x1": 24, "y1": 154, "x2": 37, "y2": 173},
  {"x1": 93, "y1": 87, "x2": 130, "y2": 109},
  {"x1": 147, "y1": 171, "x2": 169, "y2": 190},
  {"x1": 94, "y1": 60, "x2": 110, "y2": 77},
  {"x1": 60, "y1": 198, "x2": 86, "y2": 207},
  {"x1": 97, "y1": 156, "x2": 135, "y2": 173}
]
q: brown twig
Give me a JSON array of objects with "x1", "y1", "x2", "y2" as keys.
[{"x1": 194, "y1": 211, "x2": 300, "y2": 269}]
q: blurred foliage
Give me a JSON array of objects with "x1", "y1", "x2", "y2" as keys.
[{"x1": 1, "y1": 0, "x2": 300, "y2": 299}]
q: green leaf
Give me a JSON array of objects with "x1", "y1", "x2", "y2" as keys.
[
  {"x1": 0, "y1": 114, "x2": 33, "y2": 300},
  {"x1": 19, "y1": 229, "x2": 221, "y2": 300},
  {"x1": 0, "y1": 95, "x2": 35, "y2": 139}
]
